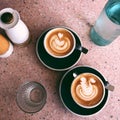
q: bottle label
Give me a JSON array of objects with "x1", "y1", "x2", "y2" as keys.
[{"x1": 94, "y1": 9, "x2": 120, "y2": 41}]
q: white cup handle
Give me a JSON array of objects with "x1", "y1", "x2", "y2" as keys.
[{"x1": 73, "y1": 73, "x2": 78, "y2": 78}]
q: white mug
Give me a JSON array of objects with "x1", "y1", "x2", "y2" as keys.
[
  {"x1": 44, "y1": 27, "x2": 88, "y2": 58},
  {"x1": 71, "y1": 73, "x2": 106, "y2": 109}
]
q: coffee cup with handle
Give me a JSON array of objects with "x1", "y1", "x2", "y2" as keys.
[
  {"x1": 44, "y1": 27, "x2": 88, "y2": 58},
  {"x1": 71, "y1": 72, "x2": 114, "y2": 109},
  {"x1": 59, "y1": 66, "x2": 114, "y2": 116}
]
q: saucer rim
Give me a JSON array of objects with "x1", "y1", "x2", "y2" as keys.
[
  {"x1": 36, "y1": 26, "x2": 83, "y2": 71},
  {"x1": 59, "y1": 65, "x2": 109, "y2": 117}
]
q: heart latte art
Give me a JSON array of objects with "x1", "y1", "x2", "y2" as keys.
[
  {"x1": 71, "y1": 73, "x2": 104, "y2": 107},
  {"x1": 44, "y1": 28, "x2": 74, "y2": 57}
]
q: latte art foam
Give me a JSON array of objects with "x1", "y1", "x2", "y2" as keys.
[
  {"x1": 71, "y1": 73, "x2": 104, "y2": 107},
  {"x1": 76, "y1": 77, "x2": 98, "y2": 101},
  {"x1": 45, "y1": 28, "x2": 74, "y2": 57},
  {"x1": 50, "y1": 33, "x2": 71, "y2": 54}
]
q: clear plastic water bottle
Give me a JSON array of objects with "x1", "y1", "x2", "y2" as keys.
[{"x1": 90, "y1": 0, "x2": 120, "y2": 46}]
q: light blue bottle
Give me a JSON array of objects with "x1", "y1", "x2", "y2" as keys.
[{"x1": 90, "y1": 0, "x2": 120, "y2": 46}]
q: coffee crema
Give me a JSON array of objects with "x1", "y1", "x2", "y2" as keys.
[
  {"x1": 44, "y1": 28, "x2": 74, "y2": 57},
  {"x1": 71, "y1": 73, "x2": 104, "y2": 107}
]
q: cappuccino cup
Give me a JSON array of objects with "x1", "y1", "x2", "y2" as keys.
[
  {"x1": 59, "y1": 66, "x2": 114, "y2": 116},
  {"x1": 71, "y1": 72, "x2": 114, "y2": 109},
  {"x1": 44, "y1": 27, "x2": 88, "y2": 58}
]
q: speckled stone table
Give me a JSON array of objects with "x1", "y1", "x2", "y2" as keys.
[{"x1": 0, "y1": 0, "x2": 120, "y2": 120}]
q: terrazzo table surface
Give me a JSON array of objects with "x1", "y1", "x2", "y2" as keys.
[{"x1": 0, "y1": 0, "x2": 120, "y2": 120}]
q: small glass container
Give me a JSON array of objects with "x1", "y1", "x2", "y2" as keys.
[{"x1": 16, "y1": 81, "x2": 47, "y2": 113}]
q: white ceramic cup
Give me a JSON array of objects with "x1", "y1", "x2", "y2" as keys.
[
  {"x1": 71, "y1": 73, "x2": 105, "y2": 109},
  {"x1": 44, "y1": 27, "x2": 88, "y2": 58}
]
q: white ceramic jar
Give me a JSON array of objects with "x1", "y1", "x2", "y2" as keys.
[
  {"x1": 0, "y1": 34, "x2": 13, "y2": 58},
  {"x1": 0, "y1": 8, "x2": 30, "y2": 46}
]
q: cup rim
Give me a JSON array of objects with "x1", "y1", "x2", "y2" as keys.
[
  {"x1": 43, "y1": 27, "x2": 76, "y2": 58},
  {"x1": 70, "y1": 72, "x2": 105, "y2": 109}
]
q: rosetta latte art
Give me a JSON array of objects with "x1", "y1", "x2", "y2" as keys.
[
  {"x1": 76, "y1": 77, "x2": 98, "y2": 101},
  {"x1": 71, "y1": 73, "x2": 104, "y2": 107},
  {"x1": 45, "y1": 28, "x2": 74, "y2": 57},
  {"x1": 49, "y1": 32, "x2": 72, "y2": 56}
]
